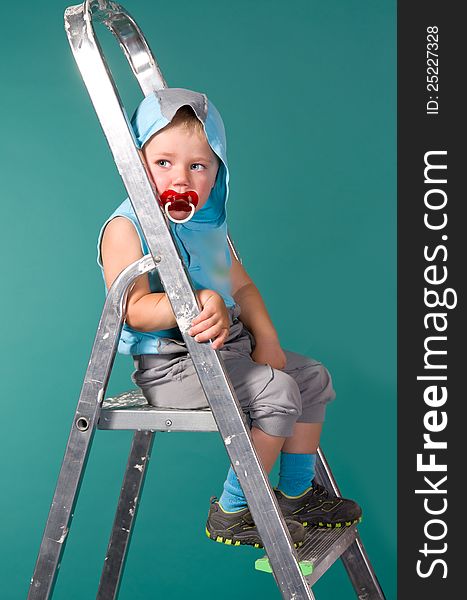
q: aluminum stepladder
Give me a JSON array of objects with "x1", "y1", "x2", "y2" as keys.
[{"x1": 28, "y1": 1, "x2": 386, "y2": 598}]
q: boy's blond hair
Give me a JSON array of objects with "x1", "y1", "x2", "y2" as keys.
[{"x1": 163, "y1": 105, "x2": 204, "y2": 136}]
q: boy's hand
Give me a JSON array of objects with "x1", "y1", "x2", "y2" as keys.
[
  {"x1": 187, "y1": 289, "x2": 230, "y2": 350},
  {"x1": 251, "y1": 337, "x2": 287, "y2": 370}
]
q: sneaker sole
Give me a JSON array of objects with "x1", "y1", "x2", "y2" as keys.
[
  {"x1": 299, "y1": 515, "x2": 363, "y2": 529},
  {"x1": 205, "y1": 527, "x2": 304, "y2": 549}
]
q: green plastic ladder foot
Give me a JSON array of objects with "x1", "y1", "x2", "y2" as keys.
[{"x1": 255, "y1": 556, "x2": 314, "y2": 577}]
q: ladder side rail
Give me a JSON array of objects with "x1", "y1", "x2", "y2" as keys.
[
  {"x1": 97, "y1": 429, "x2": 155, "y2": 600},
  {"x1": 28, "y1": 256, "x2": 156, "y2": 599},
  {"x1": 315, "y1": 449, "x2": 386, "y2": 600},
  {"x1": 65, "y1": 3, "x2": 313, "y2": 598}
]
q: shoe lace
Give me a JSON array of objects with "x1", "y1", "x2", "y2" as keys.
[{"x1": 311, "y1": 482, "x2": 330, "y2": 498}]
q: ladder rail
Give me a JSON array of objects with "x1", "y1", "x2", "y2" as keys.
[
  {"x1": 315, "y1": 449, "x2": 386, "y2": 600},
  {"x1": 93, "y1": 0, "x2": 168, "y2": 95},
  {"x1": 28, "y1": 255, "x2": 155, "y2": 599},
  {"x1": 97, "y1": 429, "x2": 155, "y2": 600},
  {"x1": 64, "y1": 2, "x2": 314, "y2": 598}
]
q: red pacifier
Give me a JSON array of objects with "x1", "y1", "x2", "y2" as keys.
[{"x1": 159, "y1": 189, "x2": 199, "y2": 224}]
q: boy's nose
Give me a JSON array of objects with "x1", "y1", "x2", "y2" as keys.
[
  {"x1": 171, "y1": 183, "x2": 189, "y2": 192},
  {"x1": 171, "y1": 170, "x2": 190, "y2": 191}
]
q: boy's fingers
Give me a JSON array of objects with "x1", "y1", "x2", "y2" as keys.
[
  {"x1": 188, "y1": 314, "x2": 217, "y2": 335},
  {"x1": 191, "y1": 312, "x2": 203, "y2": 324},
  {"x1": 212, "y1": 329, "x2": 229, "y2": 349},
  {"x1": 191, "y1": 306, "x2": 215, "y2": 326},
  {"x1": 193, "y1": 324, "x2": 229, "y2": 344}
]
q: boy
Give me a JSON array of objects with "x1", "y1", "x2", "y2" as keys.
[{"x1": 98, "y1": 88, "x2": 362, "y2": 549}]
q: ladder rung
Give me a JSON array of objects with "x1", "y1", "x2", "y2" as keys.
[
  {"x1": 256, "y1": 524, "x2": 359, "y2": 586},
  {"x1": 299, "y1": 524, "x2": 360, "y2": 585},
  {"x1": 99, "y1": 389, "x2": 217, "y2": 431}
]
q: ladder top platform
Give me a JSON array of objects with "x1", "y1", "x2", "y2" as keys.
[{"x1": 99, "y1": 389, "x2": 218, "y2": 431}]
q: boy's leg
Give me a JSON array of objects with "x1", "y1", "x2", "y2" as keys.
[
  {"x1": 218, "y1": 359, "x2": 303, "y2": 511},
  {"x1": 282, "y1": 422, "x2": 322, "y2": 453},
  {"x1": 273, "y1": 349, "x2": 362, "y2": 527},
  {"x1": 251, "y1": 427, "x2": 285, "y2": 472},
  {"x1": 274, "y1": 352, "x2": 330, "y2": 496},
  {"x1": 208, "y1": 425, "x2": 307, "y2": 548},
  {"x1": 208, "y1": 336, "x2": 311, "y2": 545},
  {"x1": 217, "y1": 428, "x2": 284, "y2": 512},
  {"x1": 276, "y1": 422, "x2": 322, "y2": 497}
]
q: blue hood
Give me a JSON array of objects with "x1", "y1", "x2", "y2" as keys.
[{"x1": 130, "y1": 88, "x2": 230, "y2": 230}]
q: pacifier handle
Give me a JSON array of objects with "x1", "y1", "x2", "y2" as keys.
[
  {"x1": 163, "y1": 201, "x2": 196, "y2": 224},
  {"x1": 159, "y1": 189, "x2": 199, "y2": 224}
]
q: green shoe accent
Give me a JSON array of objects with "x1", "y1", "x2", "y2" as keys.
[
  {"x1": 255, "y1": 556, "x2": 313, "y2": 577},
  {"x1": 274, "y1": 486, "x2": 314, "y2": 500}
]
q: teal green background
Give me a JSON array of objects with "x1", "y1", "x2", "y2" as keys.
[{"x1": 0, "y1": 1, "x2": 395, "y2": 598}]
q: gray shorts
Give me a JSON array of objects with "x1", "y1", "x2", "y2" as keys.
[{"x1": 132, "y1": 304, "x2": 336, "y2": 438}]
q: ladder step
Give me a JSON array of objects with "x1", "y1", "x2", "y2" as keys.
[
  {"x1": 99, "y1": 389, "x2": 217, "y2": 431},
  {"x1": 255, "y1": 524, "x2": 360, "y2": 586},
  {"x1": 102, "y1": 389, "x2": 149, "y2": 408}
]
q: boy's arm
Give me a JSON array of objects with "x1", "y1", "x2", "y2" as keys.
[
  {"x1": 102, "y1": 218, "x2": 229, "y2": 337},
  {"x1": 229, "y1": 246, "x2": 280, "y2": 343},
  {"x1": 101, "y1": 217, "x2": 177, "y2": 332}
]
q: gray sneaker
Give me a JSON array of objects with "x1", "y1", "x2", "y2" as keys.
[
  {"x1": 274, "y1": 481, "x2": 362, "y2": 528},
  {"x1": 205, "y1": 496, "x2": 305, "y2": 548}
]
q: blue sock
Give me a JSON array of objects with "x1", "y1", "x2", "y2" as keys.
[
  {"x1": 218, "y1": 466, "x2": 248, "y2": 512},
  {"x1": 277, "y1": 452, "x2": 316, "y2": 497}
]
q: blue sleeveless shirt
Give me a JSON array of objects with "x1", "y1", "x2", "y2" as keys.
[{"x1": 96, "y1": 88, "x2": 235, "y2": 355}]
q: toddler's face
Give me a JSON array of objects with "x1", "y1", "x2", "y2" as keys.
[{"x1": 143, "y1": 123, "x2": 220, "y2": 221}]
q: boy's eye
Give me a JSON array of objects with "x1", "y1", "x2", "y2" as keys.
[
  {"x1": 191, "y1": 163, "x2": 206, "y2": 171},
  {"x1": 156, "y1": 159, "x2": 169, "y2": 167}
]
